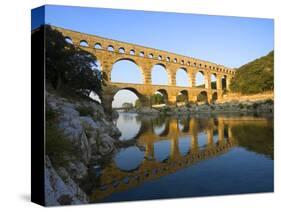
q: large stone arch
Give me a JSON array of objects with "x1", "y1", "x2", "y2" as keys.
[
  {"x1": 195, "y1": 70, "x2": 206, "y2": 87},
  {"x1": 151, "y1": 63, "x2": 170, "y2": 85},
  {"x1": 111, "y1": 58, "x2": 144, "y2": 84},
  {"x1": 176, "y1": 67, "x2": 190, "y2": 87}
]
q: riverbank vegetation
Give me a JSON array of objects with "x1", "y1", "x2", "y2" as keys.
[{"x1": 230, "y1": 51, "x2": 274, "y2": 94}]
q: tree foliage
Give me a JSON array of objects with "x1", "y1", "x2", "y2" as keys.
[
  {"x1": 151, "y1": 93, "x2": 165, "y2": 105},
  {"x1": 197, "y1": 92, "x2": 207, "y2": 102},
  {"x1": 33, "y1": 25, "x2": 103, "y2": 97},
  {"x1": 176, "y1": 93, "x2": 187, "y2": 102},
  {"x1": 230, "y1": 51, "x2": 274, "y2": 94},
  {"x1": 135, "y1": 99, "x2": 142, "y2": 109},
  {"x1": 122, "y1": 102, "x2": 133, "y2": 108}
]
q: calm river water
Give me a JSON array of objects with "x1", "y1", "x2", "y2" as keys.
[{"x1": 89, "y1": 113, "x2": 273, "y2": 203}]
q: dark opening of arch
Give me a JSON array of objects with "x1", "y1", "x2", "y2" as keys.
[
  {"x1": 212, "y1": 92, "x2": 218, "y2": 102},
  {"x1": 130, "y1": 49, "x2": 135, "y2": 55},
  {"x1": 65, "y1": 37, "x2": 73, "y2": 44},
  {"x1": 177, "y1": 90, "x2": 189, "y2": 105},
  {"x1": 94, "y1": 43, "x2": 102, "y2": 49},
  {"x1": 108, "y1": 45, "x2": 114, "y2": 51},
  {"x1": 211, "y1": 74, "x2": 217, "y2": 89},
  {"x1": 222, "y1": 75, "x2": 227, "y2": 89},
  {"x1": 119, "y1": 47, "x2": 125, "y2": 54},
  {"x1": 197, "y1": 91, "x2": 208, "y2": 103},
  {"x1": 80, "y1": 40, "x2": 88, "y2": 47}
]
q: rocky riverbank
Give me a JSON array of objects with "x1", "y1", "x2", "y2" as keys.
[
  {"x1": 124, "y1": 99, "x2": 274, "y2": 116},
  {"x1": 45, "y1": 92, "x2": 123, "y2": 206}
]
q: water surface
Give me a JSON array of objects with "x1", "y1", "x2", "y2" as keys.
[{"x1": 89, "y1": 113, "x2": 273, "y2": 203}]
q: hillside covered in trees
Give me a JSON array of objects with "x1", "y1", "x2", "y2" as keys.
[{"x1": 230, "y1": 51, "x2": 274, "y2": 94}]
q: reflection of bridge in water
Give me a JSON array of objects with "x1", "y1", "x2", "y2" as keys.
[{"x1": 90, "y1": 116, "x2": 272, "y2": 202}]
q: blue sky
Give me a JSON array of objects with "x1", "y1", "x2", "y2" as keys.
[{"x1": 32, "y1": 5, "x2": 274, "y2": 107}]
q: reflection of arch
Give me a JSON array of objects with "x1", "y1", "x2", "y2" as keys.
[
  {"x1": 154, "y1": 141, "x2": 171, "y2": 163},
  {"x1": 197, "y1": 91, "x2": 208, "y2": 102},
  {"x1": 153, "y1": 121, "x2": 170, "y2": 137},
  {"x1": 133, "y1": 118, "x2": 152, "y2": 139},
  {"x1": 151, "y1": 64, "x2": 169, "y2": 85},
  {"x1": 114, "y1": 146, "x2": 144, "y2": 172},
  {"x1": 111, "y1": 59, "x2": 143, "y2": 84},
  {"x1": 178, "y1": 118, "x2": 189, "y2": 132}
]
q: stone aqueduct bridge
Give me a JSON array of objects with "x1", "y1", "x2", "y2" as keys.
[{"x1": 54, "y1": 26, "x2": 236, "y2": 113}]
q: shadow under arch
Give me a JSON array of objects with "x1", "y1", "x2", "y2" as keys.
[
  {"x1": 197, "y1": 90, "x2": 208, "y2": 103},
  {"x1": 156, "y1": 89, "x2": 169, "y2": 104},
  {"x1": 177, "y1": 90, "x2": 189, "y2": 104},
  {"x1": 210, "y1": 73, "x2": 217, "y2": 89},
  {"x1": 212, "y1": 92, "x2": 218, "y2": 102}
]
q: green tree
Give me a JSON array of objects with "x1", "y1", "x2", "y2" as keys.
[
  {"x1": 35, "y1": 25, "x2": 103, "y2": 96},
  {"x1": 197, "y1": 92, "x2": 207, "y2": 102},
  {"x1": 135, "y1": 99, "x2": 142, "y2": 109},
  {"x1": 151, "y1": 93, "x2": 165, "y2": 105},
  {"x1": 176, "y1": 94, "x2": 186, "y2": 102},
  {"x1": 122, "y1": 102, "x2": 133, "y2": 108},
  {"x1": 230, "y1": 51, "x2": 274, "y2": 94}
]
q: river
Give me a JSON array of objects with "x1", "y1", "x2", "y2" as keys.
[{"x1": 89, "y1": 113, "x2": 273, "y2": 203}]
